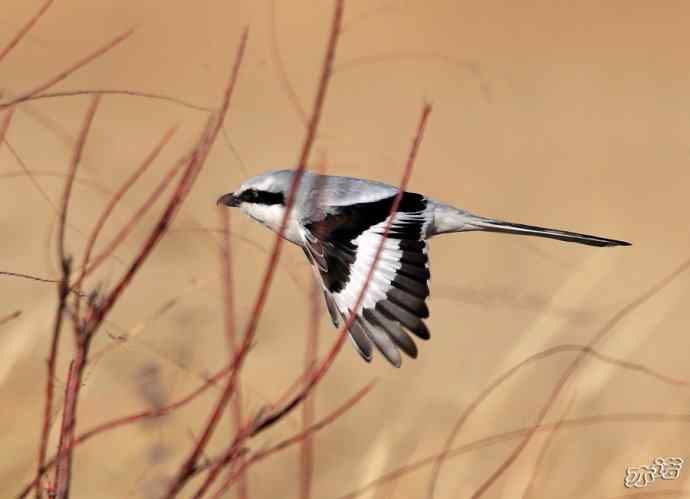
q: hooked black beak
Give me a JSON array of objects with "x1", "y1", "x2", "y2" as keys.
[{"x1": 216, "y1": 192, "x2": 240, "y2": 207}]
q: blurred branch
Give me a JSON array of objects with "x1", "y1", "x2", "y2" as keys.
[
  {"x1": 118, "y1": 27, "x2": 250, "y2": 498},
  {"x1": 268, "y1": 0, "x2": 308, "y2": 125},
  {"x1": 80, "y1": 125, "x2": 177, "y2": 273},
  {"x1": 205, "y1": 382, "x2": 375, "y2": 499},
  {"x1": 469, "y1": 256, "x2": 690, "y2": 499},
  {"x1": 0, "y1": 310, "x2": 22, "y2": 327},
  {"x1": 23, "y1": 89, "x2": 212, "y2": 112},
  {"x1": 0, "y1": 0, "x2": 54, "y2": 64},
  {"x1": 339, "y1": 412, "x2": 690, "y2": 499},
  {"x1": 0, "y1": 29, "x2": 134, "y2": 110},
  {"x1": 426, "y1": 342, "x2": 690, "y2": 498},
  {"x1": 17, "y1": 345, "x2": 244, "y2": 498},
  {"x1": 0, "y1": 106, "x2": 15, "y2": 144},
  {"x1": 521, "y1": 391, "x2": 577, "y2": 499},
  {"x1": 217, "y1": 206, "x2": 247, "y2": 499},
  {"x1": 4, "y1": 139, "x2": 59, "y2": 211}
]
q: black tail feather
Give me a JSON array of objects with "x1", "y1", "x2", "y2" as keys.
[{"x1": 471, "y1": 218, "x2": 631, "y2": 247}]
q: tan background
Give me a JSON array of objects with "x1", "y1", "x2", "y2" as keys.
[{"x1": 1, "y1": 1, "x2": 689, "y2": 498}]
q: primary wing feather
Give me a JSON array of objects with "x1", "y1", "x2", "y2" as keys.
[{"x1": 301, "y1": 191, "x2": 432, "y2": 367}]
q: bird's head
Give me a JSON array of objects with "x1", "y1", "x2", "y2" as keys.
[
  {"x1": 216, "y1": 170, "x2": 297, "y2": 235},
  {"x1": 216, "y1": 170, "x2": 289, "y2": 209}
]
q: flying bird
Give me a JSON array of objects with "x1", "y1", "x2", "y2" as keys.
[{"x1": 217, "y1": 170, "x2": 630, "y2": 367}]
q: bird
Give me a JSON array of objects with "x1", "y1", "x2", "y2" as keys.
[{"x1": 217, "y1": 169, "x2": 630, "y2": 367}]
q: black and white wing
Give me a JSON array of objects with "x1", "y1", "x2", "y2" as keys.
[{"x1": 301, "y1": 192, "x2": 432, "y2": 367}]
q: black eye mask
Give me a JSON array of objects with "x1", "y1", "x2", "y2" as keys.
[{"x1": 240, "y1": 189, "x2": 284, "y2": 206}]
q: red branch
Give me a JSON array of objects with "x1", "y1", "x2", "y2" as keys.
[
  {"x1": 217, "y1": 206, "x2": 247, "y2": 499},
  {"x1": 18, "y1": 23, "x2": 249, "y2": 499},
  {"x1": 77, "y1": 138, "x2": 185, "y2": 283},
  {"x1": 0, "y1": 0, "x2": 54, "y2": 64},
  {"x1": 0, "y1": 106, "x2": 15, "y2": 144},
  {"x1": 79, "y1": 125, "x2": 177, "y2": 277},
  {"x1": 520, "y1": 391, "x2": 578, "y2": 499},
  {"x1": 17, "y1": 359, "x2": 239, "y2": 499},
  {"x1": 57, "y1": 96, "x2": 101, "y2": 264},
  {"x1": 0, "y1": 310, "x2": 21, "y2": 327},
  {"x1": 207, "y1": 382, "x2": 376, "y2": 499},
  {"x1": 299, "y1": 155, "x2": 328, "y2": 499},
  {"x1": 162, "y1": 1, "x2": 342, "y2": 492},
  {"x1": 36, "y1": 95, "x2": 100, "y2": 499}
]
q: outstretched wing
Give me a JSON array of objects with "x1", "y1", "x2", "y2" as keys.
[{"x1": 301, "y1": 192, "x2": 432, "y2": 367}]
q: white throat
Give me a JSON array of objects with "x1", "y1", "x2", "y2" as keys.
[{"x1": 240, "y1": 203, "x2": 302, "y2": 244}]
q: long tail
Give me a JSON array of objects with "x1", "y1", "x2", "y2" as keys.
[{"x1": 466, "y1": 215, "x2": 631, "y2": 247}]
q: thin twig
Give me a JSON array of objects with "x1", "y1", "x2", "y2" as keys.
[
  {"x1": 16, "y1": 25, "x2": 250, "y2": 499},
  {"x1": 0, "y1": 0, "x2": 55, "y2": 64},
  {"x1": 25, "y1": 89, "x2": 212, "y2": 112},
  {"x1": 0, "y1": 106, "x2": 15, "y2": 144},
  {"x1": 102, "y1": 29, "x2": 249, "y2": 498},
  {"x1": 4, "y1": 139, "x2": 59, "y2": 211},
  {"x1": 37, "y1": 95, "x2": 100, "y2": 499},
  {"x1": 16, "y1": 354, "x2": 242, "y2": 498},
  {"x1": 269, "y1": 0, "x2": 308, "y2": 125},
  {"x1": 426, "y1": 342, "x2": 690, "y2": 498},
  {"x1": 0, "y1": 168, "x2": 111, "y2": 197},
  {"x1": 218, "y1": 206, "x2": 247, "y2": 499},
  {"x1": 521, "y1": 391, "x2": 577, "y2": 498},
  {"x1": 57, "y1": 95, "x2": 101, "y2": 264},
  {"x1": 0, "y1": 29, "x2": 134, "y2": 110},
  {"x1": 80, "y1": 125, "x2": 178, "y2": 276},
  {"x1": 53, "y1": 361, "x2": 75, "y2": 497},
  {"x1": 299, "y1": 154, "x2": 327, "y2": 499},
  {"x1": 300, "y1": 252, "x2": 321, "y2": 499},
  {"x1": 208, "y1": 382, "x2": 375, "y2": 499},
  {"x1": 469, "y1": 256, "x2": 690, "y2": 499},
  {"x1": 337, "y1": 412, "x2": 690, "y2": 499},
  {"x1": 78, "y1": 151, "x2": 187, "y2": 282},
  {"x1": 0, "y1": 310, "x2": 22, "y2": 327}
]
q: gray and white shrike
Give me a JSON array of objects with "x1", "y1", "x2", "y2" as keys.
[{"x1": 217, "y1": 170, "x2": 630, "y2": 367}]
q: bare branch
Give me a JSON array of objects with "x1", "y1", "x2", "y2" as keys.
[
  {"x1": 0, "y1": 310, "x2": 22, "y2": 327},
  {"x1": 36, "y1": 95, "x2": 100, "y2": 499},
  {"x1": 0, "y1": 29, "x2": 134, "y2": 110},
  {"x1": 0, "y1": 106, "x2": 15, "y2": 144},
  {"x1": 207, "y1": 382, "x2": 376, "y2": 499},
  {"x1": 426, "y1": 342, "x2": 690, "y2": 498},
  {"x1": 23, "y1": 89, "x2": 212, "y2": 112},
  {"x1": 217, "y1": 206, "x2": 247, "y2": 499},
  {"x1": 0, "y1": 0, "x2": 55, "y2": 64},
  {"x1": 338, "y1": 412, "x2": 690, "y2": 499},
  {"x1": 469, "y1": 256, "x2": 690, "y2": 499}
]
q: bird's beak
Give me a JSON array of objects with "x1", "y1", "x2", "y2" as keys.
[{"x1": 216, "y1": 192, "x2": 240, "y2": 207}]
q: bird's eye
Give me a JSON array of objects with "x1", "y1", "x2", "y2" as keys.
[{"x1": 241, "y1": 189, "x2": 258, "y2": 202}]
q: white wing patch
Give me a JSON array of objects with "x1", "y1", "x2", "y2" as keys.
[{"x1": 302, "y1": 205, "x2": 432, "y2": 367}]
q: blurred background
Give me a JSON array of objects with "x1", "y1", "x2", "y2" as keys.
[{"x1": 1, "y1": 1, "x2": 689, "y2": 497}]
